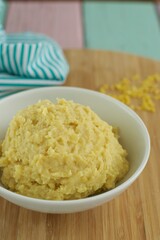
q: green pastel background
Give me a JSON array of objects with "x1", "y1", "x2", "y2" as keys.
[
  {"x1": 0, "y1": 0, "x2": 7, "y2": 27},
  {"x1": 83, "y1": 1, "x2": 160, "y2": 60}
]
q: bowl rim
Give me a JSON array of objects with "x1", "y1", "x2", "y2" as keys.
[{"x1": 0, "y1": 86, "x2": 150, "y2": 205}]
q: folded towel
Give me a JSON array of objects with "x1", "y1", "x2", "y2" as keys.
[{"x1": 0, "y1": 30, "x2": 69, "y2": 97}]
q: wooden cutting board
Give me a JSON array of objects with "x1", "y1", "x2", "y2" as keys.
[{"x1": 0, "y1": 50, "x2": 160, "y2": 240}]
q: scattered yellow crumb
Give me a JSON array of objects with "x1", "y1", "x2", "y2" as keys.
[
  {"x1": 99, "y1": 74, "x2": 160, "y2": 112},
  {"x1": 132, "y1": 74, "x2": 140, "y2": 81}
]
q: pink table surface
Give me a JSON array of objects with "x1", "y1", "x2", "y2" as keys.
[{"x1": 5, "y1": 1, "x2": 83, "y2": 49}]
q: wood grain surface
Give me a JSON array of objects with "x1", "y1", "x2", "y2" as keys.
[{"x1": 0, "y1": 50, "x2": 160, "y2": 240}]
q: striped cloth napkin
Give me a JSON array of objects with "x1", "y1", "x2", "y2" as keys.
[{"x1": 0, "y1": 29, "x2": 69, "y2": 98}]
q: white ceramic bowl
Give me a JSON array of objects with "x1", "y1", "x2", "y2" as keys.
[{"x1": 0, "y1": 87, "x2": 150, "y2": 213}]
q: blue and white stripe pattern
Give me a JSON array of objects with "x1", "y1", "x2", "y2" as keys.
[{"x1": 0, "y1": 30, "x2": 69, "y2": 98}]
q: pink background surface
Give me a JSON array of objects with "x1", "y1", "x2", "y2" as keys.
[{"x1": 6, "y1": 1, "x2": 83, "y2": 49}]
